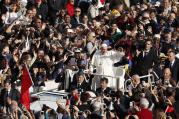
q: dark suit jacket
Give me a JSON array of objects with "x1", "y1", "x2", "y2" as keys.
[
  {"x1": 71, "y1": 16, "x2": 82, "y2": 28},
  {"x1": 48, "y1": 0, "x2": 65, "y2": 15},
  {"x1": 36, "y1": 2, "x2": 49, "y2": 21},
  {"x1": 70, "y1": 81, "x2": 91, "y2": 92},
  {"x1": 132, "y1": 48, "x2": 159, "y2": 75},
  {"x1": 0, "y1": 88, "x2": 20, "y2": 107},
  {"x1": 96, "y1": 87, "x2": 112, "y2": 96},
  {"x1": 165, "y1": 58, "x2": 179, "y2": 82},
  {"x1": 161, "y1": 42, "x2": 174, "y2": 55},
  {"x1": 47, "y1": 0, "x2": 66, "y2": 25}
]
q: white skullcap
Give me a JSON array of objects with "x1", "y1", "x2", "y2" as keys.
[
  {"x1": 101, "y1": 43, "x2": 107, "y2": 48},
  {"x1": 154, "y1": 34, "x2": 161, "y2": 39},
  {"x1": 140, "y1": 98, "x2": 149, "y2": 108}
]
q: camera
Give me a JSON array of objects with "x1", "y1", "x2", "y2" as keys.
[
  {"x1": 41, "y1": 111, "x2": 44, "y2": 114},
  {"x1": 164, "y1": 80, "x2": 170, "y2": 85},
  {"x1": 42, "y1": 104, "x2": 50, "y2": 112}
]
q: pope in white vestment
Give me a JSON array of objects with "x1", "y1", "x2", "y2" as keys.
[{"x1": 91, "y1": 44, "x2": 123, "y2": 89}]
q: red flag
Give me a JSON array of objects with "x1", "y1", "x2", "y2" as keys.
[
  {"x1": 165, "y1": 105, "x2": 175, "y2": 113},
  {"x1": 20, "y1": 64, "x2": 33, "y2": 110},
  {"x1": 165, "y1": 105, "x2": 174, "y2": 113}
]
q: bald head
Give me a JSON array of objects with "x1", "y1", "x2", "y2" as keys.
[
  {"x1": 132, "y1": 74, "x2": 140, "y2": 85},
  {"x1": 163, "y1": 68, "x2": 172, "y2": 79}
]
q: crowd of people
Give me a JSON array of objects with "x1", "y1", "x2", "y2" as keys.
[{"x1": 0, "y1": 0, "x2": 179, "y2": 118}]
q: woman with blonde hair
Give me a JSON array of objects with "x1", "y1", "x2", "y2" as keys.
[
  {"x1": 153, "y1": 108, "x2": 166, "y2": 119},
  {"x1": 5, "y1": 2, "x2": 20, "y2": 24}
]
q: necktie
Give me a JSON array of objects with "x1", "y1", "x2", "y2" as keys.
[
  {"x1": 5, "y1": 91, "x2": 9, "y2": 98},
  {"x1": 77, "y1": 84, "x2": 80, "y2": 89},
  {"x1": 144, "y1": 51, "x2": 148, "y2": 57},
  {"x1": 170, "y1": 62, "x2": 173, "y2": 68}
]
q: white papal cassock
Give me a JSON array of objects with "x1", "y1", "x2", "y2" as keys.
[{"x1": 91, "y1": 50, "x2": 123, "y2": 90}]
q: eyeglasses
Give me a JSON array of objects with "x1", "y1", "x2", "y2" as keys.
[
  {"x1": 27, "y1": 12, "x2": 33, "y2": 14},
  {"x1": 143, "y1": 17, "x2": 149, "y2": 20},
  {"x1": 75, "y1": 11, "x2": 81, "y2": 13}
]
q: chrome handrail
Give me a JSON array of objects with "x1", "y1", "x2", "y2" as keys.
[{"x1": 124, "y1": 74, "x2": 155, "y2": 91}]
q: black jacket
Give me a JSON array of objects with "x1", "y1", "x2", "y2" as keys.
[
  {"x1": 71, "y1": 16, "x2": 82, "y2": 28},
  {"x1": 96, "y1": 87, "x2": 112, "y2": 96},
  {"x1": 165, "y1": 58, "x2": 179, "y2": 82},
  {"x1": 70, "y1": 81, "x2": 91, "y2": 92},
  {"x1": 36, "y1": 2, "x2": 49, "y2": 21},
  {"x1": 0, "y1": 88, "x2": 20, "y2": 107},
  {"x1": 132, "y1": 48, "x2": 159, "y2": 75}
]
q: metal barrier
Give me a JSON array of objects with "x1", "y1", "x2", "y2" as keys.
[
  {"x1": 63, "y1": 66, "x2": 126, "y2": 91},
  {"x1": 63, "y1": 67, "x2": 161, "y2": 92},
  {"x1": 124, "y1": 73, "x2": 156, "y2": 91},
  {"x1": 90, "y1": 66, "x2": 126, "y2": 90},
  {"x1": 31, "y1": 89, "x2": 69, "y2": 111}
]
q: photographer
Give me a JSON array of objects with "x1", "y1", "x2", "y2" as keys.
[
  {"x1": 31, "y1": 49, "x2": 48, "y2": 92},
  {"x1": 160, "y1": 68, "x2": 176, "y2": 88}
]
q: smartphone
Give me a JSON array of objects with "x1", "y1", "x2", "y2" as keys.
[{"x1": 130, "y1": 101, "x2": 134, "y2": 108}]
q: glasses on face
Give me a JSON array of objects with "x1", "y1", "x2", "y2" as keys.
[
  {"x1": 143, "y1": 17, "x2": 149, "y2": 20},
  {"x1": 27, "y1": 12, "x2": 33, "y2": 14},
  {"x1": 75, "y1": 10, "x2": 81, "y2": 13}
]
